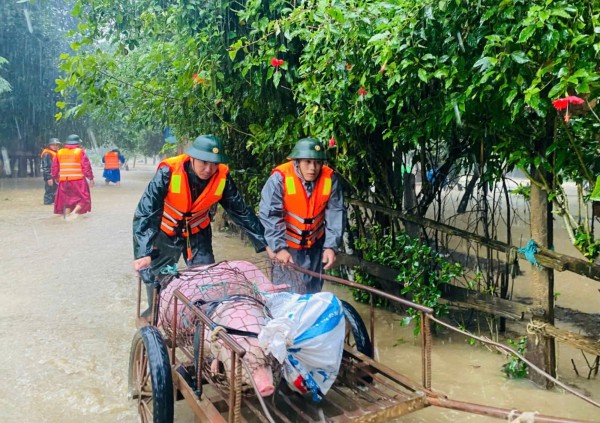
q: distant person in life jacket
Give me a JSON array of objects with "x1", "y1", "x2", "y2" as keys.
[
  {"x1": 132, "y1": 134, "x2": 267, "y2": 317},
  {"x1": 259, "y1": 138, "x2": 345, "y2": 294},
  {"x1": 102, "y1": 148, "x2": 126, "y2": 186},
  {"x1": 40, "y1": 138, "x2": 61, "y2": 205},
  {"x1": 51, "y1": 134, "x2": 95, "y2": 220}
]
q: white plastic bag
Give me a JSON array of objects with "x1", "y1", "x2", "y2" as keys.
[{"x1": 258, "y1": 292, "x2": 346, "y2": 401}]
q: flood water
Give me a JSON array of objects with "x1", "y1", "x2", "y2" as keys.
[{"x1": 0, "y1": 164, "x2": 598, "y2": 422}]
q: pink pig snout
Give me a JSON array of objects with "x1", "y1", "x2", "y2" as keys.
[{"x1": 252, "y1": 366, "x2": 275, "y2": 397}]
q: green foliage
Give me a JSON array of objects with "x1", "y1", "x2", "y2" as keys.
[
  {"x1": 573, "y1": 226, "x2": 600, "y2": 261},
  {"x1": 57, "y1": 0, "x2": 600, "y2": 255},
  {"x1": 510, "y1": 183, "x2": 531, "y2": 201},
  {"x1": 398, "y1": 243, "x2": 462, "y2": 336},
  {"x1": 231, "y1": 0, "x2": 600, "y2": 220},
  {"x1": 351, "y1": 270, "x2": 389, "y2": 308},
  {"x1": 503, "y1": 337, "x2": 528, "y2": 379},
  {"x1": 352, "y1": 225, "x2": 462, "y2": 335}
]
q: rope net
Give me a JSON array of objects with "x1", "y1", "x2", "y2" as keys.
[{"x1": 157, "y1": 259, "x2": 303, "y2": 394}]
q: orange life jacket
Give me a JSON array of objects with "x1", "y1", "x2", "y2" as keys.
[
  {"x1": 56, "y1": 148, "x2": 84, "y2": 181},
  {"x1": 158, "y1": 154, "x2": 229, "y2": 238},
  {"x1": 40, "y1": 148, "x2": 57, "y2": 160},
  {"x1": 273, "y1": 161, "x2": 333, "y2": 249},
  {"x1": 104, "y1": 151, "x2": 120, "y2": 170}
]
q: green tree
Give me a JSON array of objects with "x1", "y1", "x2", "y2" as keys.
[
  {"x1": 233, "y1": 0, "x2": 600, "y2": 255},
  {"x1": 463, "y1": 0, "x2": 600, "y2": 257},
  {"x1": 59, "y1": 0, "x2": 600, "y2": 258},
  {"x1": 0, "y1": 0, "x2": 77, "y2": 157}
]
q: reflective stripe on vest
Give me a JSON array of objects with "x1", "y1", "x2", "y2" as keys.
[
  {"x1": 57, "y1": 148, "x2": 84, "y2": 181},
  {"x1": 104, "y1": 151, "x2": 120, "y2": 170},
  {"x1": 158, "y1": 154, "x2": 229, "y2": 237},
  {"x1": 273, "y1": 161, "x2": 333, "y2": 249},
  {"x1": 40, "y1": 148, "x2": 57, "y2": 160}
]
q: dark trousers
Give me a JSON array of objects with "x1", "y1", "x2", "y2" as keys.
[
  {"x1": 149, "y1": 229, "x2": 215, "y2": 275},
  {"x1": 43, "y1": 180, "x2": 57, "y2": 205}
]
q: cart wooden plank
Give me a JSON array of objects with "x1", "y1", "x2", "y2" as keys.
[{"x1": 173, "y1": 371, "x2": 227, "y2": 423}]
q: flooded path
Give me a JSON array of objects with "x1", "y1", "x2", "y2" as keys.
[{"x1": 0, "y1": 165, "x2": 598, "y2": 422}]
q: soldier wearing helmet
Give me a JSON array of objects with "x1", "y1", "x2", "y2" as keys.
[
  {"x1": 132, "y1": 134, "x2": 267, "y2": 319},
  {"x1": 40, "y1": 138, "x2": 61, "y2": 204},
  {"x1": 51, "y1": 134, "x2": 95, "y2": 219},
  {"x1": 259, "y1": 137, "x2": 345, "y2": 293}
]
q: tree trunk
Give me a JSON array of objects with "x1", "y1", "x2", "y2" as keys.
[
  {"x1": 526, "y1": 167, "x2": 556, "y2": 387},
  {"x1": 403, "y1": 173, "x2": 420, "y2": 238},
  {"x1": 457, "y1": 168, "x2": 479, "y2": 214},
  {"x1": 18, "y1": 155, "x2": 27, "y2": 177}
]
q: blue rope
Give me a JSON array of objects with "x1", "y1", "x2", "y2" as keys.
[
  {"x1": 159, "y1": 264, "x2": 179, "y2": 275},
  {"x1": 518, "y1": 240, "x2": 540, "y2": 268}
]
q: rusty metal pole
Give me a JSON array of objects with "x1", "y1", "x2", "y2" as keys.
[
  {"x1": 526, "y1": 133, "x2": 556, "y2": 387},
  {"x1": 420, "y1": 312, "x2": 432, "y2": 389},
  {"x1": 136, "y1": 277, "x2": 142, "y2": 318},
  {"x1": 369, "y1": 293, "x2": 375, "y2": 346},
  {"x1": 228, "y1": 350, "x2": 236, "y2": 422}
]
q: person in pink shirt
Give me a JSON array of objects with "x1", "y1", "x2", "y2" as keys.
[{"x1": 51, "y1": 134, "x2": 95, "y2": 220}]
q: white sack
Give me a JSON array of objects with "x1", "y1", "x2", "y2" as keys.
[{"x1": 258, "y1": 292, "x2": 345, "y2": 401}]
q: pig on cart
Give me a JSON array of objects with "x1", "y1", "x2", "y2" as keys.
[{"x1": 157, "y1": 260, "x2": 290, "y2": 397}]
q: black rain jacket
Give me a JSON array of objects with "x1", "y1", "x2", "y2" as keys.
[{"x1": 133, "y1": 161, "x2": 266, "y2": 268}]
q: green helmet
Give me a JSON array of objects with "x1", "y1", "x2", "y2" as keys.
[
  {"x1": 185, "y1": 134, "x2": 228, "y2": 164},
  {"x1": 48, "y1": 138, "x2": 61, "y2": 145},
  {"x1": 288, "y1": 138, "x2": 326, "y2": 160},
  {"x1": 65, "y1": 134, "x2": 81, "y2": 145}
]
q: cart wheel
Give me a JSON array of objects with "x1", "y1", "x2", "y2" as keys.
[
  {"x1": 340, "y1": 300, "x2": 373, "y2": 358},
  {"x1": 128, "y1": 326, "x2": 174, "y2": 423}
]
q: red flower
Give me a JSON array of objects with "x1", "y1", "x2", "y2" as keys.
[
  {"x1": 329, "y1": 137, "x2": 335, "y2": 147},
  {"x1": 346, "y1": 63, "x2": 353, "y2": 71},
  {"x1": 552, "y1": 95, "x2": 584, "y2": 111},
  {"x1": 270, "y1": 58, "x2": 284, "y2": 67},
  {"x1": 358, "y1": 86, "x2": 368, "y2": 96},
  {"x1": 192, "y1": 73, "x2": 205, "y2": 87},
  {"x1": 379, "y1": 63, "x2": 386, "y2": 73}
]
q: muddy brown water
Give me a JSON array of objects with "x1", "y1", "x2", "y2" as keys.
[{"x1": 0, "y1": 165, "x2": 598, "y2": 422}]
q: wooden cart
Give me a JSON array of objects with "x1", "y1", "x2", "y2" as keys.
[{"x1": 128, "y1": 261, "x2": 598, "y2": 423}]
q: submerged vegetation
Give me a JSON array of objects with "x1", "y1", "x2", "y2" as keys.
[
  {"x1": 503, "y1": 337, "x2": 529, "y2": 379},
  {"x1": 352, "y1": 225, "x2": 462, "y2": 335}
]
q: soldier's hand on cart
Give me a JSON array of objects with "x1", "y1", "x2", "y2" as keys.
[
  {"x1": 135, "y1": 257, "x2": 158, "y2": 287},
  {"x1": 133, "y1": 256, "x2": 152, "y2": 272},
  {"x1": 266, "y1": 246, "x2": 276, "y2": 259},
  {"x1": 322, "y1": 248, "x2": 336, "y2": 270},
  {"x1": 274, "y1": 248, "x2": 294, "y2": 265}
]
